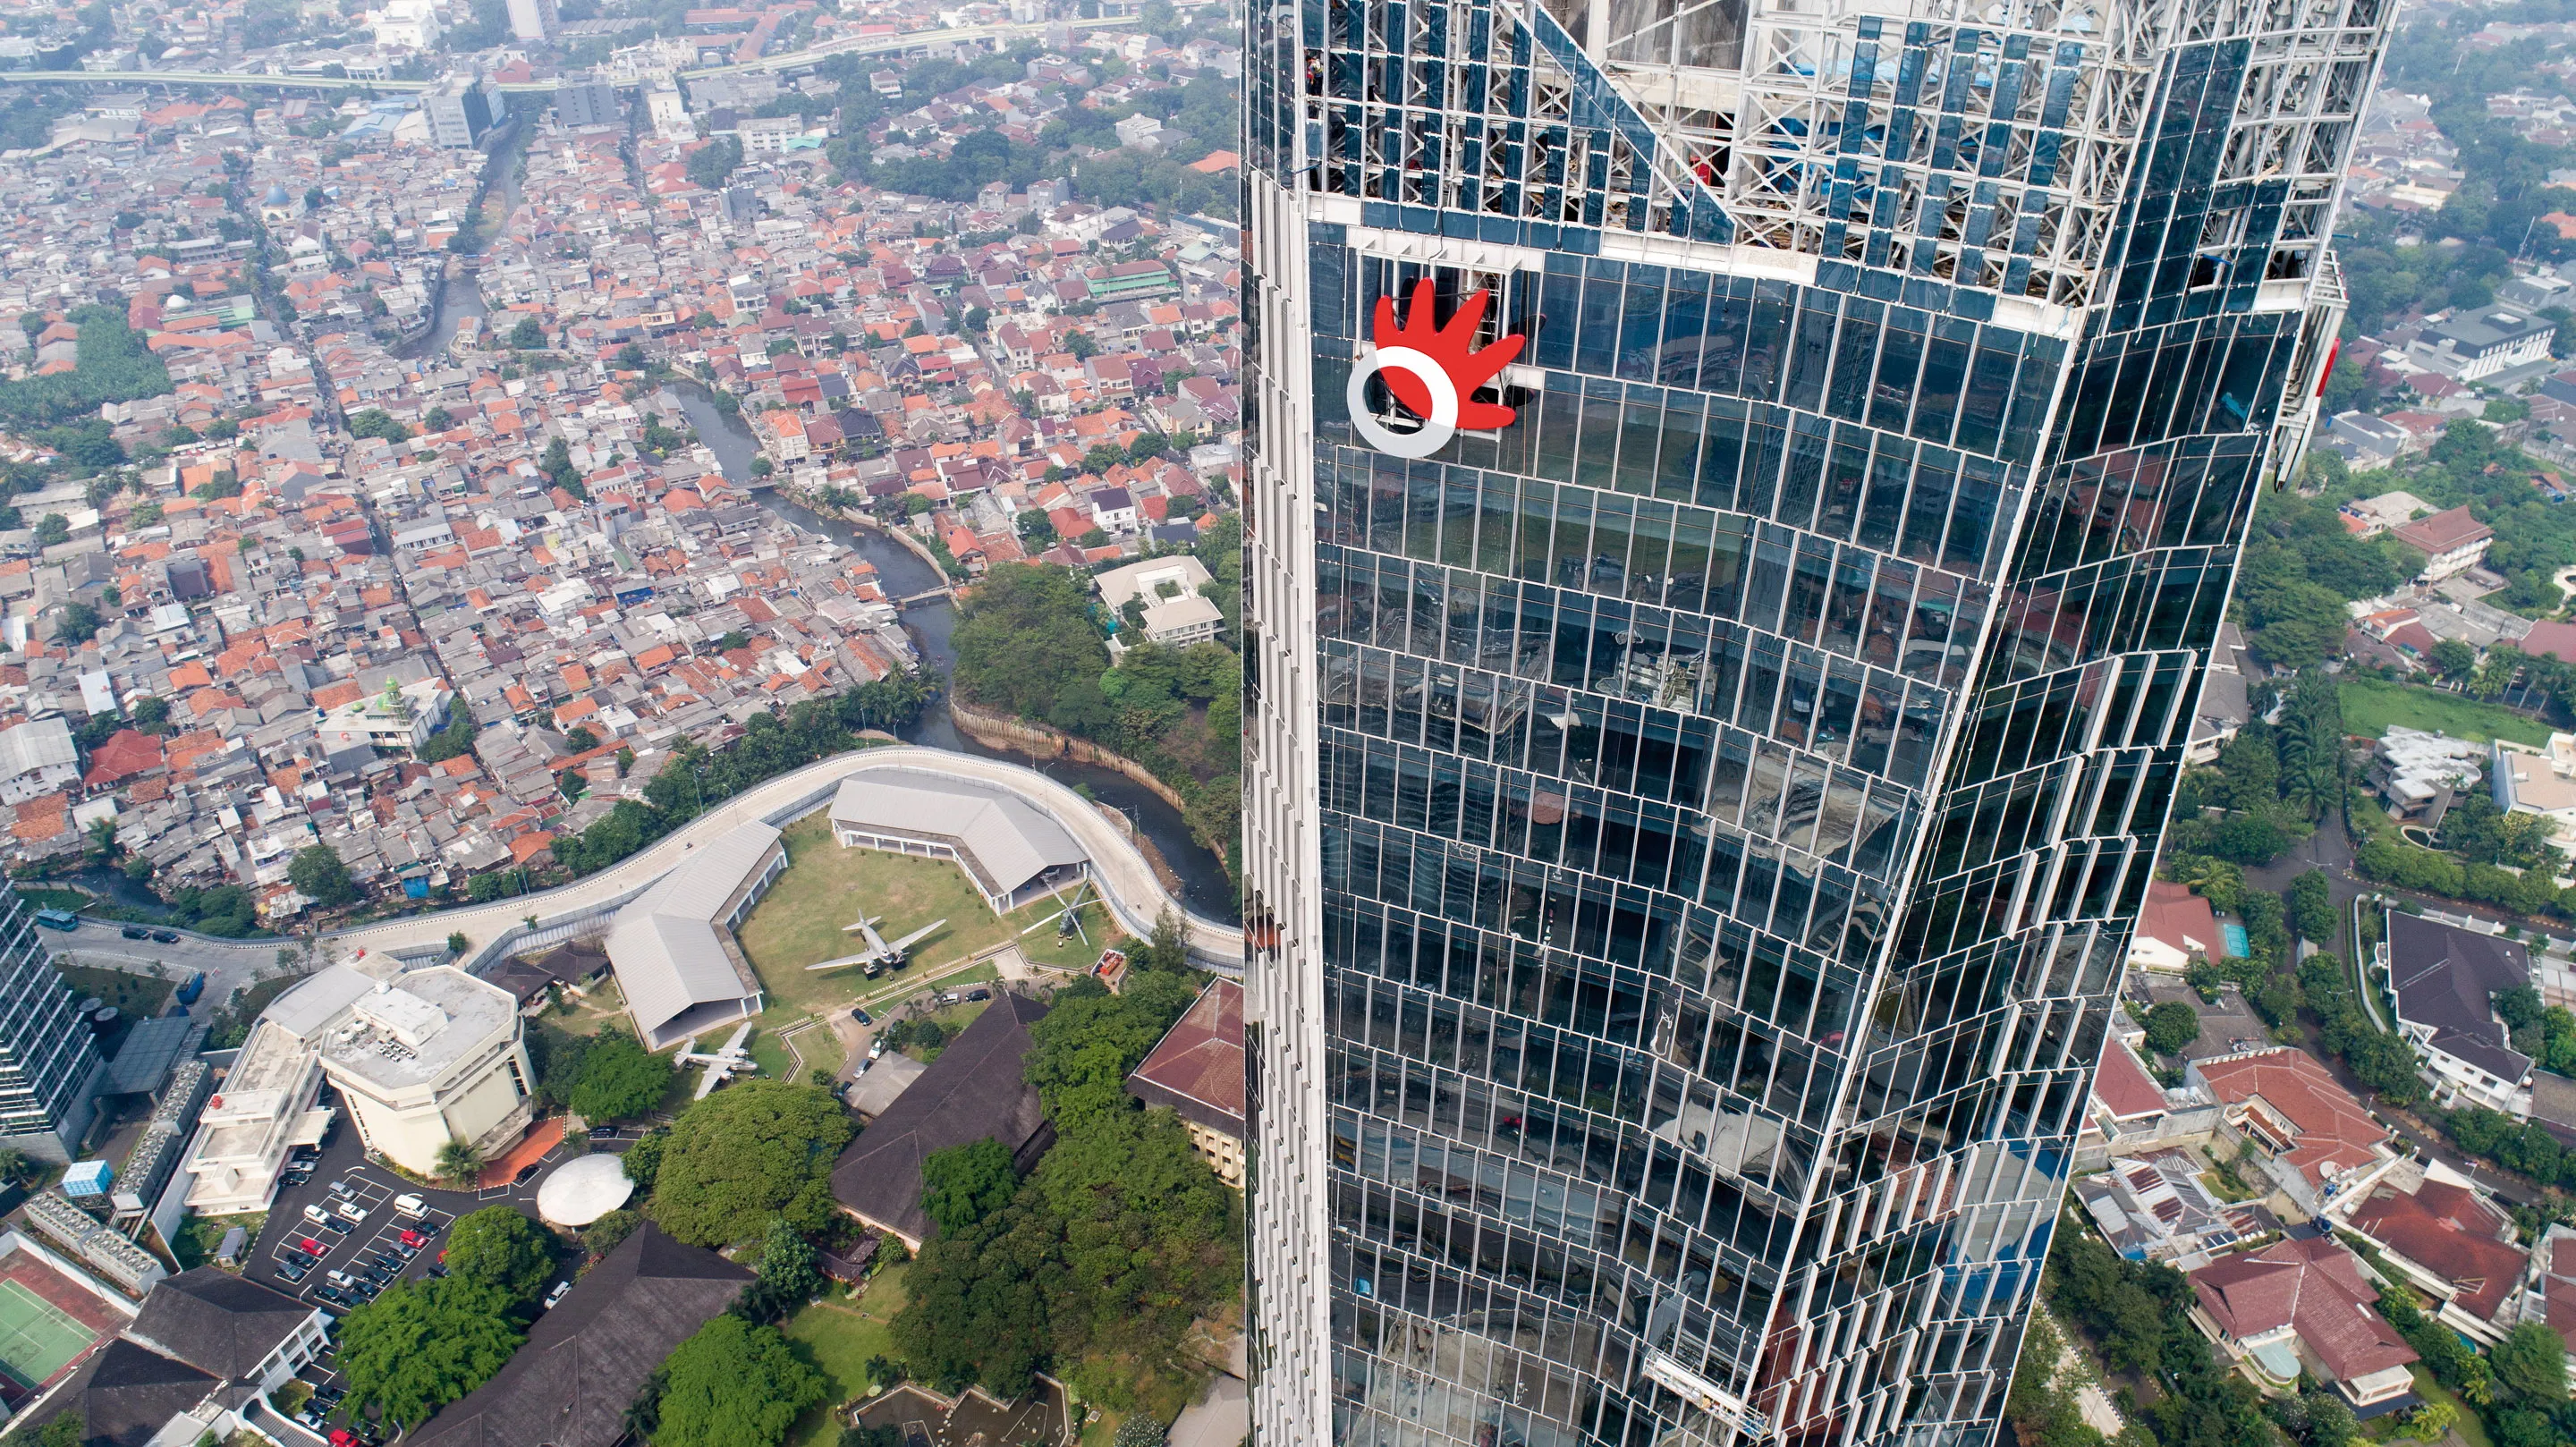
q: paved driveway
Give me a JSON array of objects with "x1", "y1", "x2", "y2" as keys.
[{"x1": 44, "y1": 919, "x2": 287, "y2": 1015}]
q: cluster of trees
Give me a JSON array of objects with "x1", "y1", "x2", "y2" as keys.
[
  {"x1": 2233, "y1": 488, "x2": 2411, "y2": 669},
  {"x1": 338, "y1": 1206, "x2": 556, "y2": 1429},
  {"x1": 951, "y1": 543, "x2": 1243, "y2": 876},
  {"x1": 551, "y1": 674, "x2": 936, "y2": 876},
  {"x1": 2373, "y1": 1265, "x2": 2576, "y2": 1447},
  {"x1": 685, "y1": 137, "x2": 746, "y2": 192},
  {"x1": 0, "y1": 307, "x2": 173, "y2": 431},
  {"x1": 532, "y1": 1026, "x2": 675, "y2": 1122},
  {"x1": 2167, "y1": 673, "x2": 2346, "y2": 871},
  {"x1": 2296, "y1": 949, "x2": 2425, "y2": 1103},
  {"x1": 287, "y1": 844, "x2": 359, "y2": 909},
  {"x1": 2042, "y1": 1232, "x2": 2269, "y2": 1447},
  {"x1": 644, "y1": 1079, "x2": 853, "y2": 1248},
  {"x1": 891, "y1": 942, "x2": 1236, "y2": 1418}
]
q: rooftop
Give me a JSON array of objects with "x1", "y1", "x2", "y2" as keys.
[
  {"x1": 827, "y1": 770, "x2": 1085, "y2": 901},
  {"x1": 2385, "y1": 912, "x2": 2533, "y2": 1087},
  {"x1": 1126, "y1": 977, "x2": 1244, "y2": 1135},
  {"x1": 317, "y1": 969, "x2": 517, "y2": 1091},
  {"x1": 832, "y1": 993, "x2": 1052, "y2": 1242}
]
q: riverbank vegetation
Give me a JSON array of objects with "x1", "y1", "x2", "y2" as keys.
[{"x1": 950, "y1": 529, "x2": 1243, "y2": 881}]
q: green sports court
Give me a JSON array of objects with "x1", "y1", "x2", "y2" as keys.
[{"x1": 0, "y1": 1278, "x2": 98, "y2": 1390}]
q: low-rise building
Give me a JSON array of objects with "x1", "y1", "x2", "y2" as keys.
[
  {"x1": 1094, "y1": 554, "x2": 1224, "y2": 652},
  {"x1": 2188, "y1": 1237, "x2": 2419, "y2": 1409},
  {"x1": 1126, "y1": 977, "x2": 1244, "y2": 1187},
  {"x1": 831, "y1": 994, "x2": 1053, "y2": 1248},
  {"x1": 2385, "y1": 911, "x2": 2535, "y2": 1116},
  {"x1": 2130, "y1": 880, "x2": 2223, "y2": 974},
  {"x1": 2392, "y1": 504, "x2": 2496, "y2": 582},
  {"x1": 2371, "y1": 725, "x2": 2487, "y2": 823},
  {"x1": 2408, "y1": 307, "x2": 2557, "y2": 381},
  {"x1": 2190, "y1": 1048, "x2": 2397, "y2": 1214},
  {"x1": 827, "y1": 771, "x2": 1088, "y2": 914},
  {"x1": 317, "y1": 678, "x2": 453, "y2": 753},
  {"x1": 2493, "y1": 734, "x2": 2576, "y2": 856},
  {"x1": 0, "y1": 717, "x2": 79, "y2": 805},
  {"x1": 2343, "y1": 1172, "x2": 2529, "y2": 1345},
  {"x1": 2340, "y1": 489, "x2": 2436, "y2": 537},
  {"x1": 604, "y1": 821, "x2": 780, "y2": 1051},
  {"x1": 182, "y1": 962, "x2": 533, "y2": 1209},
  {"x1": 18, "y1": 1265, "x2": 328, "y2": 1447}
]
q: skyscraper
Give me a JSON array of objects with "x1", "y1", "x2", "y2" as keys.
[
  {"x1": 1239, "y1": 0, "x2": 2382, "y2": 1443},
  {"x1": 0, "y1": 882, "x2": 105, "y2": 1162}
]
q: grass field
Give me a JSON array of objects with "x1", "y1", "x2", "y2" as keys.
[
  {"x1": 54, "y1": 965, "x2": 172, "y2": 1020},
  {"x1": 783, "y1": 1264, "x2": 912, "y2": 1447},
  {"x1": 2338, "y1": 678, "x2": 2554, "y2": 747},
  {"x1": 731, "y1": 814, "x2": 1114, "y2": 1054}
]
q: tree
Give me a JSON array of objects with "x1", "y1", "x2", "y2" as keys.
[
  {"x1": 1114, "y1": 1420, "x2": 1167, "y2": 1447},
  {"x1": 2142, "y1": 1001, "x2": 2202, "y2": 1056},
  {"x1": 649, "y1": 1079, "x2": 853, "y2": 1245},
  {"x1": 950, "y1": 565, "x2": 1111, "y2": 725},
  {"x1": 435, "y1": 1136, "x2": 485, "y2": 1188},
  {"x1": 289, "y1": 843, "x2": 359, "y2": 907},
  {"x1": 446, "y1": 931, "x2": 469, "y2": 955},
  {"x1": 584, "y1": 1207, "x2": 643, "y2": 1259},
  {"x1": 28, "y1": 1417, "x2": 80, "y2": 1447},
  {"x1": 686, "y1": 136, "x2": 746, "y2": 191},
  {"x1": 2402, "y1": 1400, "x2": 2455, "y2": 1443},
  {"x1": 2492, "y1": 1320, "x2": 2570, "y2": 1401},
  {"x1": 336, "y1": 1279, "x2": 525, "y2": 1428},
  {"x1": 649, "y1": 1314, "x2": 826, "y2": 1447},
  {"x1": 2432, "y1": 638, "x2": 2478, "y2": 681},
  {"x1": 443, "y1": 1206, "x2": 555, "y2": 1307},
  {"x1": 568, "y1": 1028, "x2": 674, "y2": 1121},
  {"x1": 566, "y1": 725, "x2": 599, "y2": 753},
  {"x1": 346, "y1": 408, "x2": 410, "y2": 441},
  {"x1": 623, "y1": 1128, "x2": 667, "y2": 1189},
  {"x1": 33, "y1": 513, "x2": 70, "y2": 546},
  {"x1": 53, "y1": 601, "x2": 101, "y2": 646},
  {"x1": 2286, "y1": 869, "x2": 2335, "y2": 945},
  {"x1": 1023, "y1": 972, "x2": 1201, "y2": 1125},
  {"x1": 509, "y1": 316, "x2": 546, "y2": 349},
  {"x1": 920, "y1": 1138, "x2": 1017, "y2": 1236}
]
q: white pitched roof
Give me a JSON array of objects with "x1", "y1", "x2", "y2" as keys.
[
  {"x1": 827, "y1": 771, "x2": 1084, "y2": 898},
  {"x1": 0, "y1": 716, "x2": 75, "y2": 778},
  {"x1": 606, "y1": 821, "x2": 777, "y2": 1040}
]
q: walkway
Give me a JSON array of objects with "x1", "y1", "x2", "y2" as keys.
[{"x1": 320, "y1": 744, "x2": 1236, "y2": 972}]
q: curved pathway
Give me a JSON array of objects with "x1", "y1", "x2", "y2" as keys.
[{"x1": 320, "y1": 744, "x2": 1238, "y2": 971}]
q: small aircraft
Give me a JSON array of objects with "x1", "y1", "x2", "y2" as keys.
[
  {"x1": 805, "y1": 914, "x2": 945, "y2": 977},
  {"x1": 677, "y1": 1022, "x2": 757, "y2": 1100}
]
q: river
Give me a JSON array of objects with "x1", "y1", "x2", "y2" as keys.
[{"x1": 661, "y1": 385, "x2": 1240, "y2": 919}]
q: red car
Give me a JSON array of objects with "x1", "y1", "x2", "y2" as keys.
[
  {"x1": 329, "y1": 1431, "x2": 362, "y2": 1447},
  {"x1": 297, "y1": 1236, "x2": 325, "y2": 1257},
  {"x1": 398, "y1": 1229, "x2": 428, "y2": 1249}
]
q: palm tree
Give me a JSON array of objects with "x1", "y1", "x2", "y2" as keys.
[{"x1": 434, "y1": 1137, "x2": 482, "y2": 1188}]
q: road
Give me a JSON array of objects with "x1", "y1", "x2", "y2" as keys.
[{"x1": 41, "y1": 919, "x2": 298, "y2": 1019}]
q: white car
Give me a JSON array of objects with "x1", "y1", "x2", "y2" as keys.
[{"x1": 543, "y1": 1281, "x2": 572, "y2": 1310}]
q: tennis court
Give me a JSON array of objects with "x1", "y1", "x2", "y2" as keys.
[{"x1": 0, "y1": 1279, "x2": 98, "y2": 1389}]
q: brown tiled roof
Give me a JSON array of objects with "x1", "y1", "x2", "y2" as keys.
[
  {"x1": 830, "y1": 992, "x2": 1052, "y2": 1242},
  {"x1": 2189, "y1": 1237, "x2": 2415, "y2": 1384},
  {"x1": 2349, "y1": 1180, "x2": 2527, "y2": 1323},
  {"x1": 2196, "y1": 1049, "x2": 2388, "y2": 1187},
  {"x1": 1126, "y1": 978, "x2": 1244, "y2": 1136}
]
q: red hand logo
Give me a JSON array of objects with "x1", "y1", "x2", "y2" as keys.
[{"x1": 1371, "y1": 281, "x2": 1524, "y2": 431}]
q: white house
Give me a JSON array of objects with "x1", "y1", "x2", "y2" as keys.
[
  {"x1": 1095, "y1": 554, "x2": 1225, "y2": 651},
  {"x1": 0, "y1": 717, "x2": 78, "y2": 805},
  {"x1": 2384, "y1": 911, "x2": 2535, "y2": 1116}
]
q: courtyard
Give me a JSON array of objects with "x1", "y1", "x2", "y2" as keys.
[{"x1": 725, "y1": 813, "x2": 1112, "y2": 1075}]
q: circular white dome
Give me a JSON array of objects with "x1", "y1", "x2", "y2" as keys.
[{"x1": 535, "y1": 1152, "x2": 634, "y2": 1227}]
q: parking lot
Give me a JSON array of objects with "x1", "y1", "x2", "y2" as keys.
[
  {"x1": 263, "y1": 1165, "x2": 457, "y2": 1313},
  {"x1": 242, "y1": 1098, "x2": 564, "y2": 1313}
]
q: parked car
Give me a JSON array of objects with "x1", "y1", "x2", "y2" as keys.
[
  {"x1": 851, "y1": 1007, "x2": 873, "y2": 1026},
  {"x1": 120, "y1": 926, "x2": 148, "y2": 940},
  {"x1": 397, "y1": 1230, "x2": 429, "y2": 1250},
  {"x1": 964, "y1": 988, "x2": 992, "y2": 1002},
  {"x1": 278, "y1": 1262, "x2": 309, "y2": 1284},
  {"x1": 393, "y1": 1194, "x2": 426, "y2": 1220},
  {"x1": 313, "y1": 1287, "x2": 351, "y2": 1307},
  {"x1": 426, "y1": 1264, "x2": 447, "y2": 1279},
  {"x1": 318, "y1": 1216, "x2": 353, "y2": 1237},
  {"x1": 149, "y1": 929, "x2": 178, "y2": 944},
  {"x1": 293, "y1": 1237, "x2": 326, "y2": 1257},
  {"x1": 543, "y1": 1281, "x2": 572, "y2": 1310},
  {"x1": 326, "y1": 1179, "x2": 356, "y2": 1200},
  {"x1": 283, "y1": 1248, "x2": 318, "y2": 1269},
  {"x1": 281, "y1": 1171, "x2": 311, "y2": 1188},
  {"x1": 335, "y1": 1199, "x2": 367, "y2": 1223}
]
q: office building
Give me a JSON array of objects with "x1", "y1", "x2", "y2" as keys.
[
  {"x1": 423, "y1": 73, "x2": 495, "y2": 149},
  {"x1": 0, "y1": 882, "x2": 105, "y2": 1162},
  {"x1": 1238, "y1": 0, "x2": 2385, "y2": 1442},
  {"x1": 507, "y1": 0, "x2": 559, "y2": 43},
  {"x1": 556, "y1": 73, "x2": 618, "y2": 129}
]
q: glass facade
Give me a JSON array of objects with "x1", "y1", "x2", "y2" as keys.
[
  {"x1": 0, "y1": 881, "x2": 103, "y2": 1161},
  {"x1": 1241, "y1": 1, "x2": 2382, "y2": 1444}
]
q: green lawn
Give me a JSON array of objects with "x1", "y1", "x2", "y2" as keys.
[
  {"x1": 733, "y1": 814, "x2": 1113, "y2": 1031},
  {"x1": 2401, "y1": 1365, "x2": 2492, "y2": 1447},
  {"x1": 55, "y1": 963, "x2": 174, "y2": 1019},
  {"x1": 2338, "y1": 678, "x2": 2553, "y2": 747},
  {"x1": 782, "y1": 1264, "x2": 911, "y2": 1447}
]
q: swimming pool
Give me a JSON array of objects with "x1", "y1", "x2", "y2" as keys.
[{"x1": 2223, "y1": 923, "x2": 2250, "y2": 959}]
